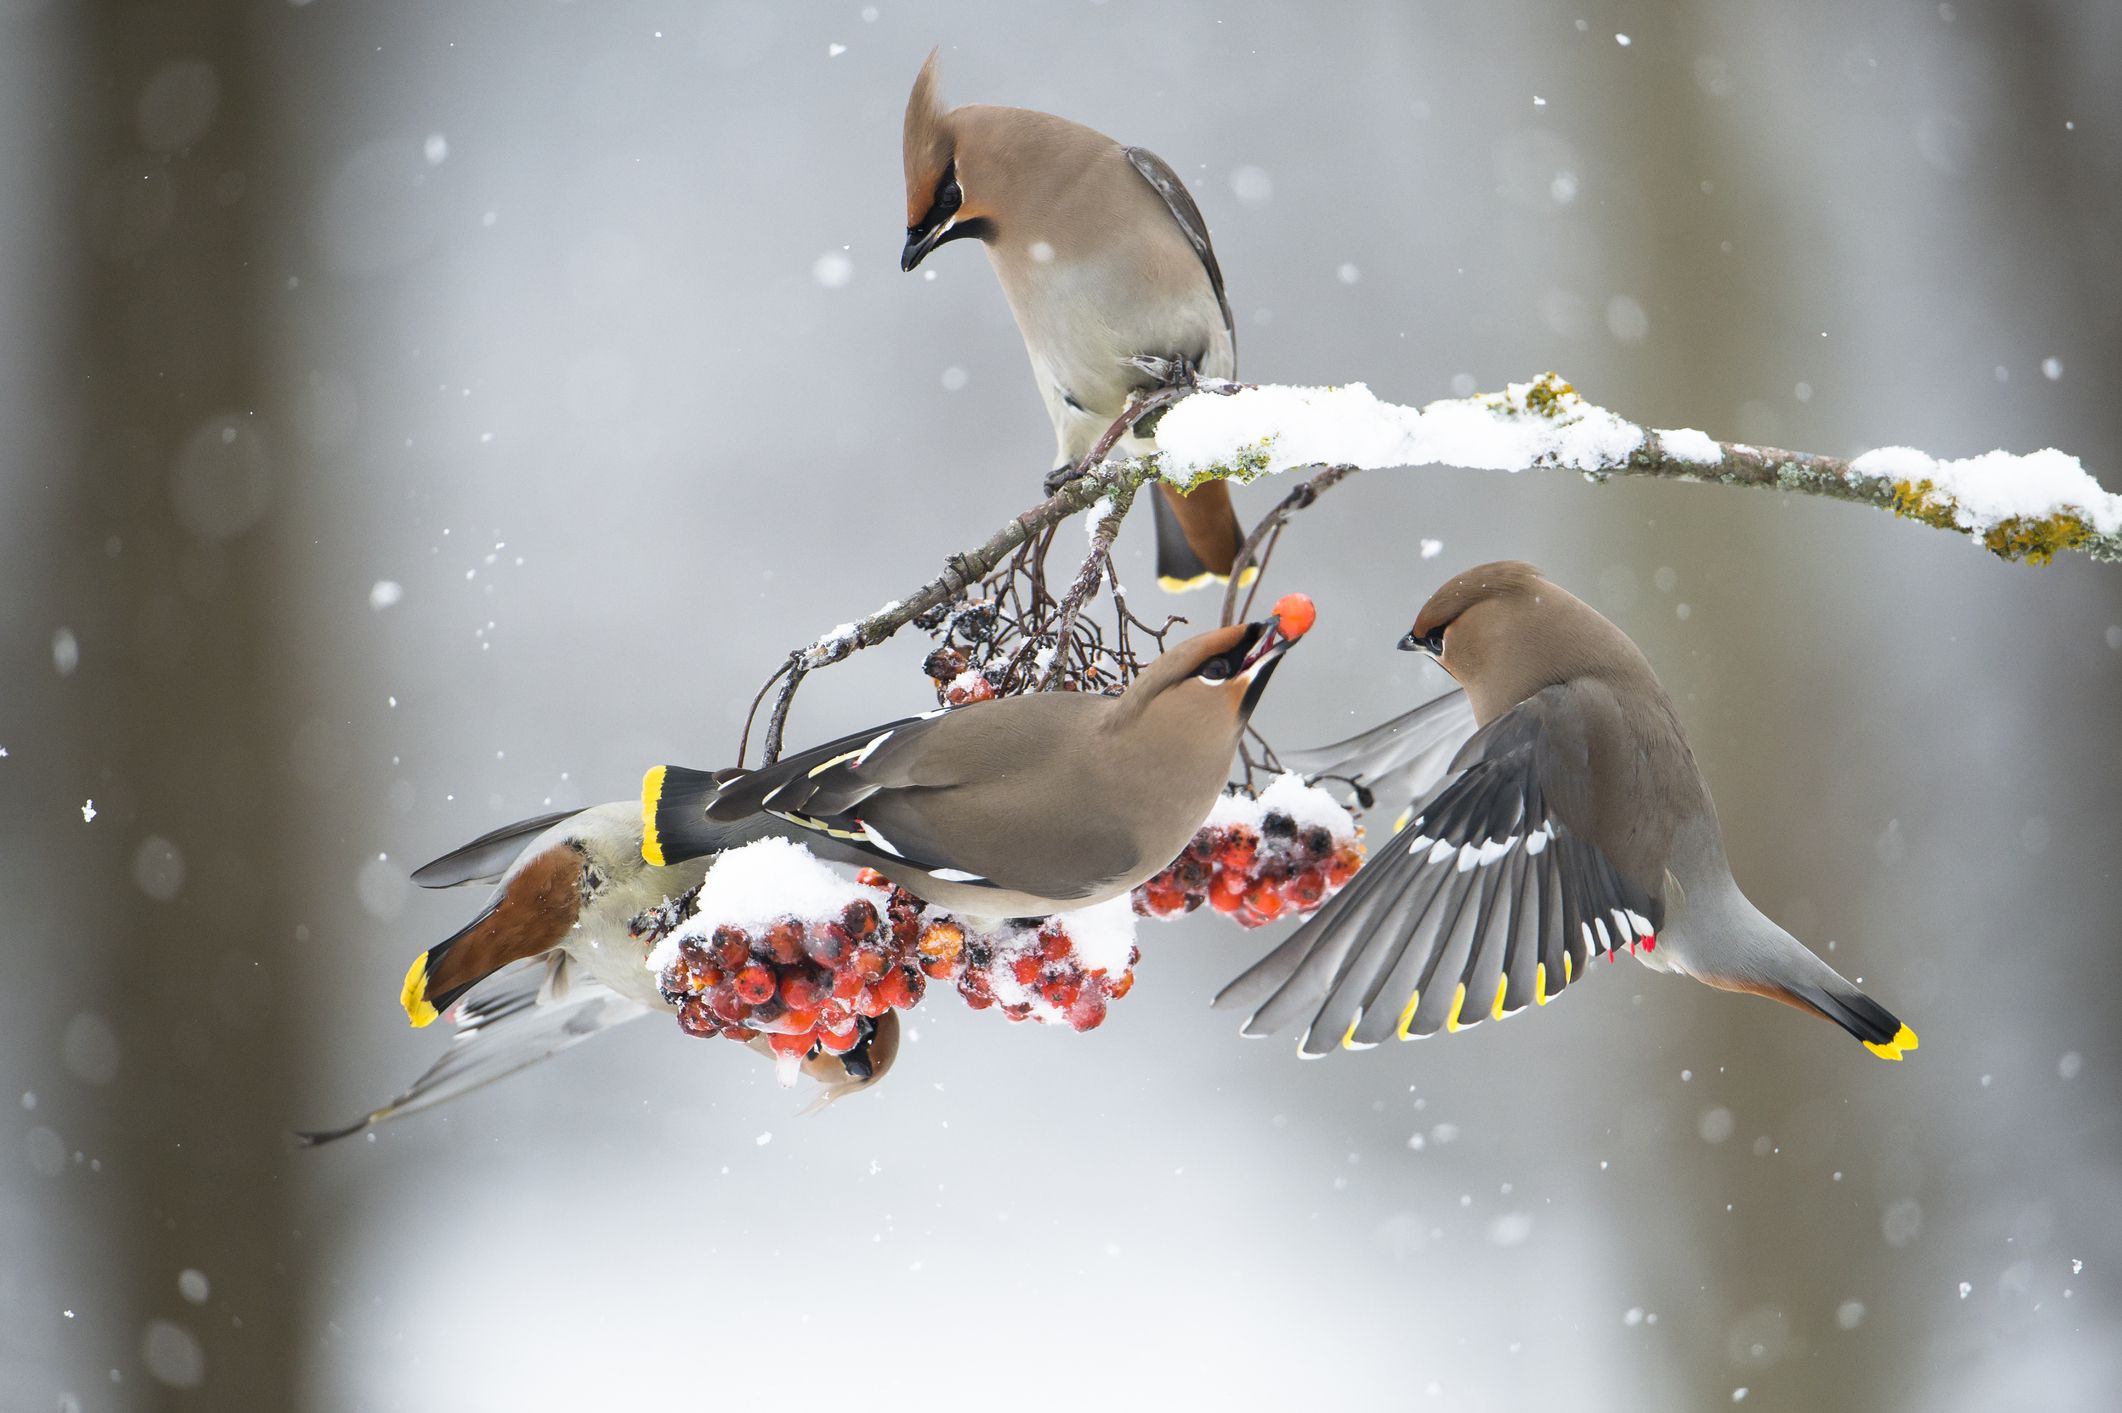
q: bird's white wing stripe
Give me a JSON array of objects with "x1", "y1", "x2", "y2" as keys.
[
  {"x1": 859, "y1": 820, "x2": 904, "y2": 858},
  {"x1": 928, "y1": 867, "x2": 985, "y2": 883},
  {"x1": 852, "y1": 730, "x2": 895, "y2": 769}
]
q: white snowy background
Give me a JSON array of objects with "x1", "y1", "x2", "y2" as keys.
[{"x1": 3, "y1": 2, "x2": 2119, "y2": 1410}]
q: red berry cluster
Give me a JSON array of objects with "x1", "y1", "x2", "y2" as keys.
[
  {"x1": 642, "y1": 866, "x2": 1142, "y2": 1057},
  {"x1": 1133, "y1": 810, "x2": 1363, "y2": 928},
  {"x1": 872, "y1": 872, "x2": 1138, "y2": 1032},
  {"x1": 651, "y1": 890, "x2": 925, "y2": 1064}
]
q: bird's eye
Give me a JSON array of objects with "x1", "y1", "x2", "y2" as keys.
[
  {"x1": 1199, "y1": 658, "x2": 1232, "y2": 682},
  {"x1": 938, "y1": 178, "x2": 962, "y2": 212}
]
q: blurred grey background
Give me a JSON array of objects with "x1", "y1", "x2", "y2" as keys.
[{"x1": 4, "y1": 1, "x2": 2119, "y2": 1408}]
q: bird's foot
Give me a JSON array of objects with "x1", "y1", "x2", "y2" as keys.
[{"x1": 1043, "y1": 461, "x2": 1089, "y2": 496}]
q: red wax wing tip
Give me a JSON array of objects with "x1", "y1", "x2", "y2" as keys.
[{"x1": 1272, "y1": 592, "x2": 1316, "y2": 640}]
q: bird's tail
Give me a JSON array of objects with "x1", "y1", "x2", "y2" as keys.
[
  {"x1": 1677, "y1": 889, "x2": 1919, "y2": 1060},
  {"x1": 1152, "y1": 481, "x2": 1254, "y2": 592},
  {"x1": 640, "y1": 764, "x2": 733, "y2": 868}
]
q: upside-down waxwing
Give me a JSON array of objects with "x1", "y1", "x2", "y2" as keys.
[
  {"x1": 900, "y1": 49, "x2": 1249, "y2": 593},
  {"x1": 297, "y1": 803, "x2": 895, "y2": 1144},
  {"x1": 1217, "y1": 562, "x2": 1920, "y2": 1060},
  {"x1": 643, "y1": 597, "x2": 1317, "y2": 917}
]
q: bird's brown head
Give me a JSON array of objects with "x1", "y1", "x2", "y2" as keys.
[
  {"x1": 1400, "y1": 561, "x2": 1633, "y2": 720},
  {"x1": 1126, "y1": 593, "x2": 1313, "y2": 726},
  {"x1": 902, "y1": 50, "x2": 992, "y2": 271}
]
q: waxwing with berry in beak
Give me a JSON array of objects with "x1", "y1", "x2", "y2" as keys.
[{"x1": 643, "y1": 597, "x2": 1317, "y2": 920}]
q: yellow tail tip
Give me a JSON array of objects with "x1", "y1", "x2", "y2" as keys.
[
  {"x1": 640, "y1": 765, "x2": 668, "y2": 867},
  {"x1": 400, "y1": 953, "x2": 439, "y2": 1029},
  {"x1": 1159, "y1": 564, "x2": 1259, "y2": 594},
  {"x1": 1864, "y1": 1023, "x2": 1919, "y2": 1060}
]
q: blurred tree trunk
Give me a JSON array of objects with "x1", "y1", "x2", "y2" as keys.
[{"x1": 18, "y1": 2, "x2": 303, "y2": 1403}]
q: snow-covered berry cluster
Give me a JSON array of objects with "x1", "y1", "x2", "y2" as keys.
[
  {"x1": 1133, "y1": 774, "x2": 1363, "y2": 928},
  {"x1": 640, "y1": 839, "x2": 1141, "y2": 1060},
  {"x1": 640, "y1": 840, "x2": 925, "y2": 1064},
  {"x1": 882, "y1": 883, "x2": 1139, "y2": 1032}
]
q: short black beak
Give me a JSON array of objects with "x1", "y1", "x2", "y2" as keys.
[
  {"x1": 901, "y1": 225, "x2": 943, "y2": 273},
  {"x1": 1397, "y1": 630, "x2": 1423, "y2": 652},
  {"x1": 1239, "y1": 619, "x2": 1292, "y2": 673}
]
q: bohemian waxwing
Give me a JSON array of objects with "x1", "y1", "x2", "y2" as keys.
[
  {"x1": 1218, "y1": 562, "x2": 1920, "y2": 1061},
  {"x1": 643, "y1": 597, "x2": 1317, "y2": 918},
  {"x1": 298, "y1": 804, "x2": 895, "y2": 1144},
  {"x1": 900, "y1": 49, "x2": 1248, "y2": 593}
]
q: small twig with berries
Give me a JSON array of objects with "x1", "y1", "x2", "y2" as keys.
[{"x1": 744, "y1": 384, "x2": 1218, "y2": 764}]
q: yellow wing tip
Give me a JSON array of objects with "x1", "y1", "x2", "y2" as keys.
[
  {"x1": 1490, "y1": 975, "x2": 1509, "y2": 1022},
  {"x1": 1394, "y1": 989, "x2": 1422, "y2": 1041},
  {"x1": 640, "y1": 765, "x2": 668, "y2": 867},
  {"x1": 1444, "y1": 982, "x2": 1467, "y2": 1033},
  {"x1": 400, "y1": 953, "x2": 439, "y2": 1029},
  {"x1": 1534, "y1": 963, "x2": 1549, "y2": 1006}
]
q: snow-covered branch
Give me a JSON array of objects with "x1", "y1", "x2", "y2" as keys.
[
  {"x1": 1158, "y1": 375, "x2": 2121, "y2": 566},
  {"x1": 743, "y1": 372, "x2": 2113, "y2": 762}
]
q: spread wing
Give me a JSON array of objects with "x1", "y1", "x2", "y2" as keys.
[
  {"x1": 1215, "y1": 685, "x2": 1665, "y2": 1055},
  {"x1": 1124, "y1": 146, "x2": 1235, "y2": 349},
  {"x1": 295, "y1": 957, "x2": 648, "y2": 1145},
  {"x1": 410, "y1": 809, "x2": 577, "y2": 888},
  {"x1": 1280, "y1": 689, "x2": 1477, "y2": 828}
]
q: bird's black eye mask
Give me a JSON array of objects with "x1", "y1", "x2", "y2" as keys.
[
  {"x1": 1399, "y1": 624, "x2": 1447, "y2": 657},
  {"x1": 902, "y1": 161, "x2": 991, "y2": 270},
  {"x1": 1195, "y1": 623, "x2": 1264, "y2": 683}
]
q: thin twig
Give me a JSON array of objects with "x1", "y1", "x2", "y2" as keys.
[
  {"x1": 1035, "y1": 481, "x2": 1138, "y2": 690},
  {"x1": 1220, "y1": 463, "x2": 1363, "y2": 626}
]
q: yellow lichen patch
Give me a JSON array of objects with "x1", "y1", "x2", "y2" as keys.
[
  {"x1": 1888, "y1": 478, "x2": 2092, "y2": 564},
  {"x1": 1981, "y1": 513, "x2": 2092, "y2": 565},
  {"x1": 1887, "y1": 478, "x2": 1962, "y2": 532},
  {"x1": 1477, "y1": 371, "x2": 1580, "y2": 422},
  {"x1": 1520, "y1": 372, "x2": 1577, "y2": 418}
]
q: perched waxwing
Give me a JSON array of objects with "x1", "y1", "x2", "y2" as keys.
[
  {"x1": 1218, "y1": 562, "x2": 1920, "y2": 1061},
  {"x1": 900, "y1": 49, "x2": 1248, "y2": 592},
  {"x1": 298, "y1": 804, "x2": 895, "y2": 1144},
  {"x1": 644, "y1": 596, "x2": 1317, "y2": 917}
]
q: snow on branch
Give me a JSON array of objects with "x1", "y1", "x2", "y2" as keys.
[
  {"x1": 1158, "y1": 375, "x2": 2121, "y2": 565},
  {"x1": 742, "y1": 373, "x2": 2113, "y2": 764}
]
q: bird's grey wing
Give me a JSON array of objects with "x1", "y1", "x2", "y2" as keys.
[
  {"x1": 294, "y1": 958, "x2": 648, "y2": 1146},
  {"x1": 851, "y1": 783, "x2": 1135, "y2": 902},
  {"x1": 1124, "y1": 146, "x2": 1236, "y2": 347},
  {"x1": 409, "y1": 809, "x2": 579, "y2": 888},
  {"x1": 704, "y1": 709, "x2": 961, "y2": 826},
  {"x1": 712, "y1": 698, "x2": 1117, "y2": 893},
  {"x1": 1214, "y1": 685, "x2": 1664, "y2": 1056},
  {"x1": 1279, "y1": 689, "x2": 1477, "y2": 823}
]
